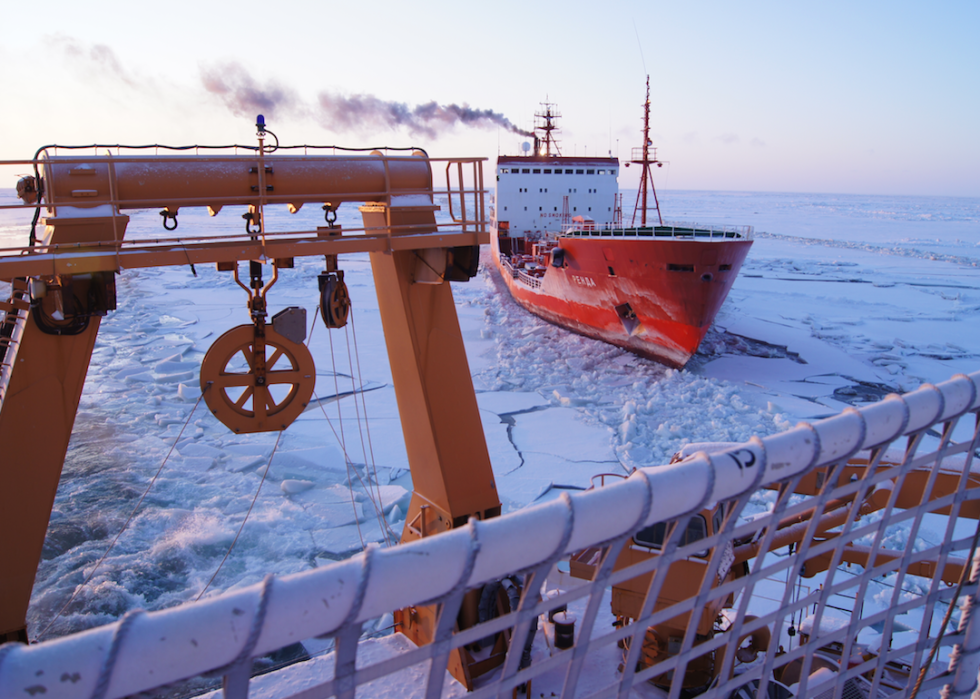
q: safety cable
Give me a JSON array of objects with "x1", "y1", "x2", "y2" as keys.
[
  {"x1": 306, "y1": 316, "x2": 395, "y2": 546},
  {"x1": 31, "y1": 142, "x2": 427, "y2": 157},
  {"x1": 909, "y1": 517, "x2": 980, "y2": 697},
  {"x1": 195, "y1": 429, "x2": 283, "y2": 601},
  {"x1": 341, "y1": 317, "x2": 391, "y2": 547},
  {"x1": 309, "y1": 386, "x2": 398, "y2": 548},
  {"x1": 36, "y1": 393, "x2": 204, "y2": 640},
  {"x1": 306, "y1": 308, "x2": 396, "y2": 547},
  {"x1": 325, "y1": 327, "x2": 367, "y2": 551},
  {"x1": 348, "y1": 311, "x2": 390, "y2": 546},
  {"x1": 261, "y1": 128, "x2": 280, "y2": 154}
]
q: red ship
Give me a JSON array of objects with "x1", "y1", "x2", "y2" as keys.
[{"x1": 490, "y1": 79, "x2": 753, "y2": 368}]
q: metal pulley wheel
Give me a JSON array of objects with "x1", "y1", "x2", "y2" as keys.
[
  {"x1": 319, "y1": 271, "x2": 350, "y2": 328},
  {"x1": 200, "y1": 324, "x2": 315, "y2": 433}
]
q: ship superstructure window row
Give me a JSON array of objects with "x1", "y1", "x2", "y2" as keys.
[{"x1": 498, "y1": 168, "x2": 617, "y2": 176}]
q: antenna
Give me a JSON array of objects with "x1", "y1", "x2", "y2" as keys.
[
  {"x1": 633, "y1": 20, "x2": 647, "y2": 76},
  {"x1": 534, "y1": 102, "x2": 562, "y2": 157}
]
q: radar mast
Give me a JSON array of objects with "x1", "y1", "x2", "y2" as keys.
[
  {"x1": 534, "y1": 102, "x2": 562, "y2": 157},
  {"x1": 630, "y1": 76, "x2": 664, "y2": 226}
]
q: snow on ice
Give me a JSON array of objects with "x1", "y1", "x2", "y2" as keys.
[{"x1": 0, "y1": 188, "x2": 978, "y2": 646}]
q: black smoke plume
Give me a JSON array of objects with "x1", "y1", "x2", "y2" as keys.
[
  {"x1": 316, "y1": 92, "x2": 533, "y2": 138},
  {"x1": 200, "y1": 61, "x2": 531, "y2": 138},
  {"x1": 60, "y1": 36, "x2": 139, "y2": 88},
  {"x1": 200, "y1": 62, "x2": 303, "y2": 120}
]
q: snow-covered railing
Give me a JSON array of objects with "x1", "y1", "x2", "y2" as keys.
[
  {"x1": 517, "y1": 270, "x2": 542, "y2": 289},
  {"x1": 2, "y1": 372, "x2": 980, "y2": 699},
  {"x1": 497, "y1": 253, "x2": 545, "y2": 288},
  {"x1": 498, "y1": 255, "x2": 520, "y2": 279}
]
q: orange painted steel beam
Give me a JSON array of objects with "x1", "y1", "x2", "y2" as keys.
[
  {"x1": 363, "y1": 201, "x2": 500, "y2": 538},
  {"x1": 0, "y1": 150, "x2": 494, "y2": 645},
  {"x1": 362, "y1": 197, "x2": 500, "y2": 690},
  {"x1": 802, "y1": 543, "x2": 967, "y2": 584},
  {"x1": 38, "y1": 153, "x2": 436, "y2": 212},
  {"x1": 0, "y1": 229, "x2": 488, "y2": 278},
  {"x1": 0, "y1": 211, "x2": 130, "y2": 641}
]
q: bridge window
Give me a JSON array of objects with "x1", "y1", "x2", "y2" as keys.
[
  {"x1": 587, "y1": 169, "x2": 595, "y2": 174},
  {"x1": 544, "y1": 169, "x2": 552, "y2": 174},
  {"x1": 576, "y1": 169, "x2": 584, "y2": 174},
  {"x1": 533, "y1": 169, "x2": 541, "y2": 174},
  {"x1": 522, "y1": 169, "x2": 530, "y2": 173}
]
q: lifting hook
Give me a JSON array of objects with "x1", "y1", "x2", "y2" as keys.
[
  {"x1": 243, "y1": 211, "x2": 262, "y2": 236},
  {"x1": 160, "y1": 209, "x2": 178, "y2": 231}
]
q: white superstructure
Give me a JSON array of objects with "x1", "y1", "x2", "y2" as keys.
[{"x1": 493, "y1": 155, "x2": 620, "y2": 237}]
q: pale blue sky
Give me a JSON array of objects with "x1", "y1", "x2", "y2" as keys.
[{"x1": 1, "y1": 0, "x2": 977, "y2": 196}]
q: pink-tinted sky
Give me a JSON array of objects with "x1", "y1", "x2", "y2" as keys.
[{"x1": 1, "y1": 0, "x2": 977, "y2": 196}]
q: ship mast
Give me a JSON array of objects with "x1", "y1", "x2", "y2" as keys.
[
  {"x1": 630, "y1": 76, "x2": 663, "y2": 227},
  {"x1": 534, "y1": 102, "x2": 562, "y2": 157}
]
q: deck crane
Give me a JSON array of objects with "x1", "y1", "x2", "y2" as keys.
[{"x1": 0, "y1": 123, "x2": 506, "y2": 687}]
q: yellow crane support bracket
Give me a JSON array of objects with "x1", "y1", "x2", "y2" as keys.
[{"x1": 0, "y1": 149, "x2": 497, "y2": 659}]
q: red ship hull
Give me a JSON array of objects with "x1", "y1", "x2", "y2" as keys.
[{"x1": 490, "y1": 230, "x2": 752, "y2": 368}]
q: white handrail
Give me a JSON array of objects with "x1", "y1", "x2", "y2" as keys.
[{"x1": 1, "y1": 371, "x2": 978, "y2": 699}]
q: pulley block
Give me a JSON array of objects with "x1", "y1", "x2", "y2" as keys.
[
  {"x1": 318, "y1": 271, "x2": 350, "y2": 328},
  {"x1": 200, "y1": 324, "x2": 315, "y2": 433}
]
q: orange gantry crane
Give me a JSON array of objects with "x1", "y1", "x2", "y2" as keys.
[{"x1": 0, "y1": 127, "x2": 501, "y2": 691}]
